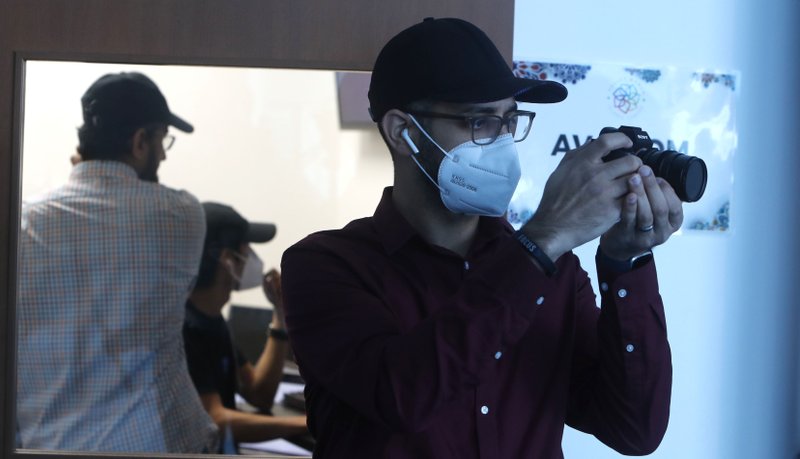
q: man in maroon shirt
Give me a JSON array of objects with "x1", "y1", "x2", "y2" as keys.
[{"x1": 281, "y1": 17, "x2": 683, "y2": 458}]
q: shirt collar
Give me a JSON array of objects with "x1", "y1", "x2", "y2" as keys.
[
  {"x1": 69, "y1": 160, "x2": 139, "y2": 182},
  {"x1": 373, "y1": 187, "x2": 418, "y2": 254},
  {"x1": 185, "y1": 299, "x2": 226, "y2": 326},
  {"x1": 372, "y1": 186, "x2": 513, "y2": 256}
]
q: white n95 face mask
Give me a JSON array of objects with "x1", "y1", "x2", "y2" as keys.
[
  {"x1": 407, "y1": 115, "x2": 521, "y2": 217},
  {"x1": 229, "y1": 247, "x2": 264, "y2": 291}
]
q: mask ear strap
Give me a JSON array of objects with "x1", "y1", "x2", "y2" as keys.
[
  {"x1": 220, "y1": 249, "x2": 243, "y2": 277},
  {"x1": 410, "y1": 153, "x2": 446, "y2": 195},
  {"x1": 223, "y1": 257, "x2": 241, "y2": 285},
  {"x1": 406, "y1": 114, "x2": 449, "y2": 195},
  {"x1": 407, "y1": 114, "x2": 451, "y2": 158}
]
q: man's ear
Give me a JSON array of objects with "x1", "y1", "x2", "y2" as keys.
[
  {"x1": 130, "y1": 127, "x2": 149, "y2": 162},
  {"x1": 216, "y1": 248, "x2": 239, "y2": 276},
  {"x1": 381, "y1": 109, "x2": 418, "y2": 157},
  {"x1": 219, "y1": 247, "x2": 235, "y2": 265}
]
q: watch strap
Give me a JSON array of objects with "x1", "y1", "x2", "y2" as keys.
[
  {"x1": 268, "y1": 327, "x2": 289, "y2": 341},
  {"x1": 597, "y1": 248, "x2": 653, "y2": 272}
]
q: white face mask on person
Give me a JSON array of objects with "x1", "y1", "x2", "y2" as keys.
[
  {"x1": 407, "y1": 114, "x2": 521, "y2": 217},
  {"x1": 228, "y1": 247, "x2": 264, "y2": 291}
]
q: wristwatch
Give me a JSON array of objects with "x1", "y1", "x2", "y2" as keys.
[
  {"x1": 268, "y1": 327, "x2": 289, "y2": 341},
  {"x1": 598, "y1": 248, "x2": 653, "y2": 272}
]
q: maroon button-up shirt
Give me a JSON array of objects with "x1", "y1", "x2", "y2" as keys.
[{"x1": 282, "y1": 187, "x2": 671, "y2": 458}]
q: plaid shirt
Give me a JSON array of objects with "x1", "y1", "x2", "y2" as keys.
[{"x1": 16, "y1": 161, "x2": 218, "y2": 452}]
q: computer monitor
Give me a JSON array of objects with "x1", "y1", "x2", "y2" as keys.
[{"x1": 226, "y1": 304, "x2": 273, "y2": 365}]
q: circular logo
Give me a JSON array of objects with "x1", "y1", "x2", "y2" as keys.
[{"x1": 608, "y1": 81, "x2": 646, "y2": 117}]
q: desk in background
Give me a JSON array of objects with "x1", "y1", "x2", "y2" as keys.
[{"x1": 237, "y1": 381, "x2": 314, "y2": 456}]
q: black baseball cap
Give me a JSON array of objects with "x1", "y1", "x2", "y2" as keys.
[
  {"x1": 81, "y1": 72, "x2": 194, "y2": 133},
  {"x1": 368, "y1": 17, "x2": 568, "y2": 122},
  {"x1": 202, "y1": 202, "x2": 277, "y2": 246}
]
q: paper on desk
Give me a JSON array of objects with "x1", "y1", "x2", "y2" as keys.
[
  {"x1": 240, "y1": 438, "x2": 312, "y2": 456},
  {"x1": 275, "y1": 381, "x2": 305, "y2": 404},
  {"x1": 235, "y1": 381, "x2": 310, "y2": 455},
  {"x1": 235, "y1": 381, "x2": 305, "y2": 407}
]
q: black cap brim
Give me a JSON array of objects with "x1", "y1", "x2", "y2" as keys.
[
  {"x1": 435, "y1": 75, "x2": 568, "y2": 105},
  {"x1": 169, "y1": 113, "x2": 194, "y2": 133},
  {"x1": 246, "y1": 222, "x2": 277, "y2": 243},
  {"x1": 511, "y1": 78, "x2": 568, "y2": 104}
]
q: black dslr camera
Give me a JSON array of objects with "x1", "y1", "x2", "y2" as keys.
[{"x1": 600, "y1": 126, "x2": 707, "y2": 202}]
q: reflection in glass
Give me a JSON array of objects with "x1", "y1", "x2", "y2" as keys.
[{"x1": 17, "y1": 61, "x2": 392, "y2": 455}]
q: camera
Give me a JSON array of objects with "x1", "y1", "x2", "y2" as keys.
[{"x1": 600, "y1": 126, "x2": 707, "y2": 202}]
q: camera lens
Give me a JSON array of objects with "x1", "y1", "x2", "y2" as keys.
[
  {"x1": 681, "y1": 157, "x2": 707, "y2": 202},
  {"x1": 655, "y1": 151, "x2": 681, "y2": 181},
  {"x1": 600, "y1": 126, "x2": 708, "y2": 202},
  {"x1": 637, "y1": 149, "x2": 707, "y2": 202}
]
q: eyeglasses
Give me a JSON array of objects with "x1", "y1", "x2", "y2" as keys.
[
  {"x1": 407, "y1": 110, "x2": 536, "y2": 145},
  {"x1": 143, "y1": 124, "x2": 176, "y2": 151},
  {"x1": 162, "y1": 134, "x2": 176, "y2": 151}
]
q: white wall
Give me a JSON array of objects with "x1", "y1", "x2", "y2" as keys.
[{"x1": 515, "y1": 1, "x2": 800, "y2": 458}]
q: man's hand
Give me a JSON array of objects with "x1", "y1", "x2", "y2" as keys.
[
  {"x1": 521, "y1": 132, "x2": 643, "y2": 261},
  {"x1": 599, "y1": 167, "x2": 684, "y2": 261},
  {"x1": 263, "y1": 268, "x2": 286, "y2": 328}
]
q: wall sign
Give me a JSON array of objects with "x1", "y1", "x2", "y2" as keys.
[{"x1": 509, "y1": 60, "x2": 738, "y2": 233}]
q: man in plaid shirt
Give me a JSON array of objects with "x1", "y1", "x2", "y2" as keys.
[{"x1": 16, "y1": 72, "x2": 218, "y2": 452}]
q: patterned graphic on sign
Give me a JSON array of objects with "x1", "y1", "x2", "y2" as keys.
[
  {"x1": 625, "y1": 68, "x2": 662, "y2": 83},
  {"x1": 513, "y1": 61, "x2": 592, "y2": 85},
  {"x1": 506, "y1": 208, "x2": 534, "y2": 227},
  {"x1": 689, "y1": 201, "x2": 730, "y2": 231},
  {"x1": 693, "y1": 72, "x2": 736, "y2": 91}
]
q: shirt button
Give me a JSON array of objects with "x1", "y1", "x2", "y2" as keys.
[
  {"x1": 600, "y1": 282, "x2": 609, "y2": 292},
  {"x1": 536, "y1": 296, "x2": 545, "y2": 305},
  {"x1": 626, "y1": 344, "x2": 635, "y2": 353},
  {"x1": 494, "y1": 351, "x2": 502, "y2": 360},
  {"x1": 618, "y1": 288, "x2": 628, "y2": 298},
  {"x1": 480, "y1": 405, "x2": 489, "y2": 415},
  {"x1": 464, "y1": 261, "x2": 470, "y2": 270}
]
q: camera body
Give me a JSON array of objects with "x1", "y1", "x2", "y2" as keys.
[{"x1": 601, "y1": 126, "x2": 707, "y2": 202}]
